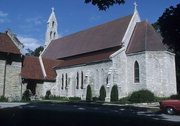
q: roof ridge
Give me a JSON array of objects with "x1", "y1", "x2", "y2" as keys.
[{"x1": 56, "y1": 14, "x2": 133, "y2": 40}]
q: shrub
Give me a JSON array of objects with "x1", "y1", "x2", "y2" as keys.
[
  {"x1": 154, "y1": 96, "x2": 170, "y2": 102},
  {"x1": 22, "y1": 89, "x2": 32, "y2": 101},
  {"x1": 0, "y1": 96, "x2": 8, "y2": 102},
  {"x1": 129, "y1": 90, "x2": 155, "y2": 103},
  {"x1": 99, "y1": 86, "x2": 106, "y2": 101},
  {"x1": 69, "y1": 97, "x2": 81, "y2": 101},
  {"x1": 45, "y1": 90, "x2": 51, "y2": 99},
  {"x1": 110, "y1": 85, "x2": 119, "y2": 102},
  {"x1": 170, "y1": 94, "x2": 180, "y2": 99},
  {"x1": 118, "y1": 96, "x2": 131, "y2": 104},
  {"x1": 86, "y1": 85, "x2": 92, "y2": 101},
  {"x1": 92, "y1": 97, "x2": 99, "y2": 102}
]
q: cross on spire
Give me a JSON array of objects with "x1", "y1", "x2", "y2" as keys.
[
  {"x1": 133, "y1": 1, "x2": 138, "y2": 12},
  {"x1": 51, "y1": 7, "x2": 54, "y2": 12}
]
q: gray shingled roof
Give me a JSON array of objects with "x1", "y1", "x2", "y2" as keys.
[
  {"x1": 42, "y1": 15, "x2": 133, "y2": 59},
  {"x1": 126, "y1": 21, "x2": 167, "y2": 54}
]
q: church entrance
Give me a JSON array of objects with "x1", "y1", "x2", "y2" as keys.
[{"x1": 27, "y1": 82, "x2": 36, "y2": 95}]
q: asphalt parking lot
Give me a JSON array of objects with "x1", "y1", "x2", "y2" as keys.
[{"x1": 0, "y1": 102, "x2": 180, "y2": 126}]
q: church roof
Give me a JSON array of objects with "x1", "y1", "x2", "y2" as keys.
[
  {"x1": 21, "y1": 56, "x2": 61, "y2": 81},
  {"x1": 42, "y1": 58, "x2": 61, "y2": 81},
  {"x1": 21, "y1": 56, "x2": 44, "y2": 80},
  {"x1": 55, "y1": 48, "x2": 118, "y2": 68},
  {"x1": 126, "y1": 21, "x2": 167, "y2": 54},
  {"x1": 0, "y1": 33, "x2": 21, "y2": 54},
  {"x1": 42, "y1": 14, "x2": 133, "y2": 59}
]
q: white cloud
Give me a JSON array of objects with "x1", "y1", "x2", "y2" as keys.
[
  {"x1": 17, "y1": 36, "x2": 41, "y2": 53},
  {"x1": 0, "y1": 11, "x2": 8, "y2": 23},
  {"x1": 0, "y1": 11, "x2": 8, "y2": 17},
  {"x1": 25, "y1": 17, "x2": 44, "y2": 25}
]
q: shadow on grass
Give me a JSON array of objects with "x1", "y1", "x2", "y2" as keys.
[{"x1": 0, "y1": 102, "x2": 179, "y2": 126}]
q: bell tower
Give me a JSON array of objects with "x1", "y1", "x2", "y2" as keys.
[{"x1": 45, "y1": 8, "x2": 58, "y2": 47}]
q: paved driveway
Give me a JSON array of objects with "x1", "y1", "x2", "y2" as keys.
[{"x1": 0, "y1": 102, "x2": 180, "y2": 126}]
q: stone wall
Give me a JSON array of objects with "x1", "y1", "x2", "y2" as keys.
[
  {"x1": 0, "y1": 60, "x2": 5, "y2": 96},
  {"x1": 5, "y1": 60, "x2": 22, "y2": 100},
  {"x1": 56, "y1": 61, "x2": 112, "y2": 100},
  {"x1": 0, "y1": 54, "x2": 22, "y2": 100},
  {"x1": 42, "y1": 81, "x2": 58, "y2": 96},
  {"x1": 126, "y1": 52, "x2": 147, "y2": 94},
  {"x1": 146, "y1": 51, "x2": 177, "y2": 97}
]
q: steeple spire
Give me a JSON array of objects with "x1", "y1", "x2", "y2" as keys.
[
  {"x1": 45, "y1": 8, "x2": 58, "y2": 47},
  {"x1": 133, "y1": 1, "x2": 138, "y2": 12}
]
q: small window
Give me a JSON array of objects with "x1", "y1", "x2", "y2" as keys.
[
  {"x1": 81, "y1": 71, "x2": 83, "y2": 89},
  {"x1": 106, "y1": 76, "x2": 108, "y2": 85},
  {"x1": 76, "y1": 72, "x2": 79, "y2": 89},
  {"x1": 54, "y1": 32, "x2": 56, "y2": 39},
  {"x1": 134, "y1": 61, "x2": 140, "y2": 83},
  {"x1": 65, "y1": 73, "x2": 68, "y2": 89},
  {"x1": 61, "y1": 74, "x2": 64, "y2": 89},
  {"x1": 52, "y1": 21, "x2": 55, "y2": 28},
  {"x1": 50, "y1": 31, "x2": 52, "y2": 39}
]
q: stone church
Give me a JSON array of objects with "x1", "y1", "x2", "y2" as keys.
[{"x1": 0, "y1": 5, "x2": 177, "y2": 101}]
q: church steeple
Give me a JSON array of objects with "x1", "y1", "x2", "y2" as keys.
[{"x1": 45, "y1": 8, "x2": 58, "y2": 47}]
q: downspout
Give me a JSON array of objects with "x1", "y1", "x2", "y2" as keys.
[{"x1": 39, "y1": 54, "x2": 47, "y2": 79}]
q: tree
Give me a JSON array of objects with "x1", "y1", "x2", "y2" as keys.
[
  {"x1": 154, "y1": 4, "x2": 180, "y2": 93},
  {"x1": 99, "y1": 85, "x2": 106, "y2": 101},
  {"x1": 110, "y1": 85, "x2": 118, "y2": 102},
  {"x1": 86, "y1": 85, "x2": 92, "y2": 101},
  {"x1": 84, "y1": 0, "x2": 125, "y2": 10},
  {"x1": 157, "y1": 4, "x2": 180, "y2": 52},
  {"x1": 25, "y1": 46, "x2": 44, "y2": 57}
]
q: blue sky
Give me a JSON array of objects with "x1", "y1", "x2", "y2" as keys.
[{"x1": 0, "y1": 0, "x2": 179, "y2": 53}]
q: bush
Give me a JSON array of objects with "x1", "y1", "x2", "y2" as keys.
[
  {"x1": 69, "y1": 97, "x2": 81, "y2": 101},
  {"x1": 45, "y1": 90, "x2": 51, "y2": 99},
  {"x1": 86, "y1": 85, "x2": 92, "y2": 101},
  {"x1": 117, "y1": 96, "x2": 131, "y2": 104},
  {"x1": 129, "y1": 90, "x2": 155, "y2": 103},
  {"x1": 99, "y1": 86, "x2": 106, "y2": 101},
  {"x1": 154, "y1": 96, "x2": 170, "y2": 102},
  {"x1": 170, "y1": 94, "x2": 180, "y2": 99},
  {"x1": 22, "y1": 89, "x2": 32, "y2": 101},
  {"x1": 0, "y1": 96, "x2": 8, "y2": 102},
  {"x1": 92, "y1": 97, "x2": 99, "y2": 102},
  {"x1": 110, "y1": 85, "x2": 119, "y2": 102}
]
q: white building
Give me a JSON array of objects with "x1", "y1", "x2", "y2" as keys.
[{"x1": 39, "y1": 5, "x2": 177, "y2": 101}]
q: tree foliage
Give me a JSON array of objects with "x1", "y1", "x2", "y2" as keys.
[
  {"x1": 25, "y1": 46, "x2": 44, "y2": 57},
  {"x1": 84, "y1": 0, "x2": 125, "y2": 10},
  {"x1": 110, "y1": 85, "x2": 118, "y2": 102},
  {"x1": 153, "y1": 4, "x2": 180, "y2": 93},
  {"x1": 99, "y1": 85, "x2": 106, "y2": 101},
  {"x1": 129, "y1": 90, "x2": 155, "y2": 103},
  {"x1": 154, "y1": 4, "x2": 180, "y2": 52},
  {"x1": 86, "y1": 85, "x2": 92, "y2": 101}
]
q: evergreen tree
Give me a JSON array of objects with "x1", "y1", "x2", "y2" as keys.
[{"x1": 86, "y1": 85, "x2": 92, "y2": 101}]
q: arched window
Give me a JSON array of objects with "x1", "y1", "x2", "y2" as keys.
[
  {"x1": 52, "y1": 21, "x2": 55, "y2": 28},
  {"x1": 106, "y1": 76, "x2": 108, "y2": 85},
  {"x1": 54, "y1": 32, "x2": 56, "y2": 39},
  {"x1": 76, "y1": 72, "x2": 79, "y2": 89},
  {"x1": 61, "y1": 74, "x2": 64, "y2": 89},
  {"x1": 50, "y1": 31, "x2": 52, "y2": 39},
  {"x1": 65, "y1": 73, "x2": 68, "y2": 89},
  {"x1": 134, "y1": 61, "x2": 140, "y2": 83},
  {"x1": 81, "y1": 71, "x2": 83, "y2": 89}
]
